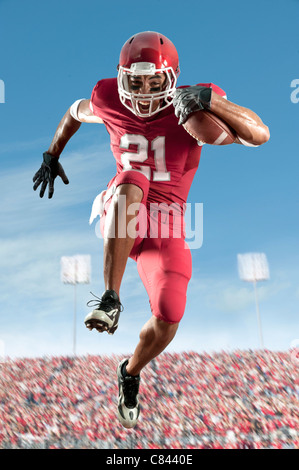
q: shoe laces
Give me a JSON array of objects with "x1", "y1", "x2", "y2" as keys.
[{"x1": 86, "y1": 291, "x2": 123, "y2": 312}]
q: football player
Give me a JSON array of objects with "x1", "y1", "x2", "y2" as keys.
[{"x1": 33, "y1": 31, "x2": 269, "y2": 428}]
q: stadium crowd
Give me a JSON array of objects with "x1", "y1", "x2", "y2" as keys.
[{"x1": 0, "y1": 350, "x2": 298, "y2": 449}]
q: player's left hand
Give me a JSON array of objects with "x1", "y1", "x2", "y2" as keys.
[
  {"x1": 173, "y1": 86, "x2": 212, "y2": 125},
  {"x1": 33, "y1": 152, "x2": 69, "y2": 198}
]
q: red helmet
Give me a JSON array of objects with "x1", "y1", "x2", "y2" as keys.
[{"x1": 117, "y1": 31, "x2": 180, "y2": 117}]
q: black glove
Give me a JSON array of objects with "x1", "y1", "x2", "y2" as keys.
[
  {"x1": 173, "y1": 86, "x2": 212, "y2": 125},
  {"x1": 33, "y1": 152, "x2": 69, "y2": 198}
]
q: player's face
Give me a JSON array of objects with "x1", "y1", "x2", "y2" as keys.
[{"x1": 128, "y1": 74, "x2": 166, "y2": 114}]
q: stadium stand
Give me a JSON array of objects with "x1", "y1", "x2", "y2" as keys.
[{"x1": 0, "y1": 350, "x2": 298, "y2": 449}]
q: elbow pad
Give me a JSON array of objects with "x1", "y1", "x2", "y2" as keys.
[{"x1": 70, "y1": 99, "x2": 86, "y2": 122}]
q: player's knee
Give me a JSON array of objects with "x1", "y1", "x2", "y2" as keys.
[
  {"x1": 156, "y1": 309, "x2": 184, "y2": 325},
  {"x1": 139, "y1": 316, "x2": 178, "y2": 345},
  {"x1": 153, "y1": 273, "x2": 189, "y2": 324},
  {"x1": 156, "y1": 293, "x2": 186, "y2": 324}
]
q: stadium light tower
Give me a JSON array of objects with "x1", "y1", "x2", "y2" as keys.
[
  {"x1": 237, "y1": 252, "x2": 270, "y2": 349},
  {"x1": 61, "y1": 255, "x2": 91, "y2": 356}
]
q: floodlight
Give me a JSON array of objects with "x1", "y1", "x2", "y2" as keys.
[
  {"x1": 60, "y1": 255, "x2": 91, "y2": 355},
  {"x1": 61, "y1": 255, "x2": 91, "y2": 284},
  {"x1": 238, "y1": 253, "x2": 269, "y2": 282}
]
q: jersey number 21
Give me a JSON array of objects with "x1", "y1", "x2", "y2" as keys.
[{"x1": 120, "y1": 134, "x2": 171, "y2": 182}]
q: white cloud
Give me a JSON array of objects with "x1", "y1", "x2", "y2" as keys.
[
  {"x1": 0, "y1": 136, "x2": 49, "y2": 155},
  {"x1": 187, "y1": 274, "x2": 292, "y2": 314}
]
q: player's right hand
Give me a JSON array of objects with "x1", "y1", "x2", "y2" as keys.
[{"x1": 33, "y1": 152, "x2": 69, "y2": 199}]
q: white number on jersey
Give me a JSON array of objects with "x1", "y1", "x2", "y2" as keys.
[{"x1": 120, "y1": 134, "x2": 170, "y2": 182}]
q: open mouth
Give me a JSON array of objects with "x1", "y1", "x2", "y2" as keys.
[
  {"x1": 133, "y1": 97, "x2": 161, "y2": 116},
  {"x1": 139, "y1": 101, "x2": 150, "y2": 107},
  {"x1": 138, "y1": 102, "x2": 151, "y2": 112}
]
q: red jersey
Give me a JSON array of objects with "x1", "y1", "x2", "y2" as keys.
[{"x1": 90, "y1": 78, "x2": 226, "y2": 208}]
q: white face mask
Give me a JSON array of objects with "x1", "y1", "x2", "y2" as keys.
[{"x1": 117, "y1": 62, "x2": 178, "y2": 118}]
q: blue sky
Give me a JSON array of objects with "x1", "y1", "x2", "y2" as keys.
[{"x1": 0, "y1": 0, "x2": 298, "y2": 359}]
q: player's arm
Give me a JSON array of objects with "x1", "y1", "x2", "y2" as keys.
[
  {"x1": 209, "y1": 92, "x2": 270, "y2": 146},
  {"x1": 48, "y1": 99, "x2": 103, "y2": 156},
  {"x1": 33, "y1": 99, "x2": 103, "y2": 198}
]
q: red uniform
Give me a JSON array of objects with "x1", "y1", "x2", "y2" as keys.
[{"x1": 90, "y1": 78, "x2": 226, "y2": 323}]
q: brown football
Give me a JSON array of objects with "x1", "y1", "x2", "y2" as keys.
[{"x1": 183, "y1": 109, "x2": 236, "y2": 145}]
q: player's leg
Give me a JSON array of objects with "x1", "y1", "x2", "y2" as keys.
[
  {"x1": 126, "y1": 316, "x2": 179, "y2": 376},
  {"x1": 127, "y1": 246, "x2": 191, "y2": 375},
  {"x1": 103, "y1": 182, "x2": 143, "y2": 297},
  {"x1": 85, "y1": 172, "x2": 149, "y2": 334},
  {"x1": 117, "y1": 236, "x2": 192, "y2": 428},
  {"x1": 116, "y1": 316, "x2": 178, "y2": 429}
]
